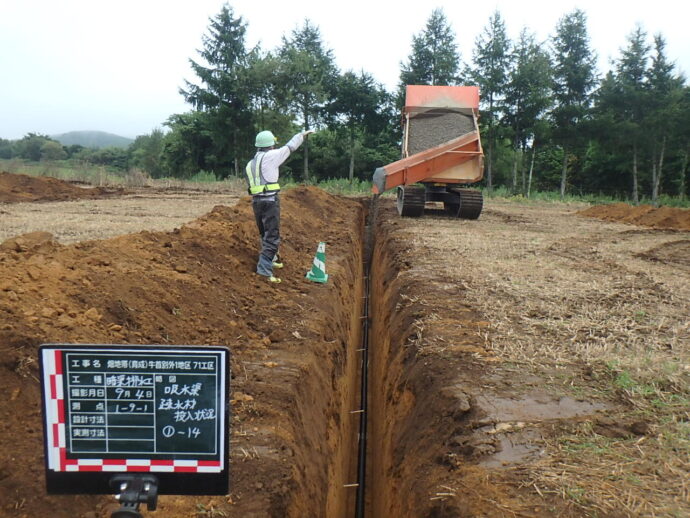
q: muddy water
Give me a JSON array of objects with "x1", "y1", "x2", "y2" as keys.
[
  {"x1": 474, "y1": 393, "x2": 607, "y2": 421},
  {"x1": 473, "y1": 394, "x2": 608, "y2": 468},
  {"x1": 481, "y1": 429, "x2": 543, "y2": 468}
]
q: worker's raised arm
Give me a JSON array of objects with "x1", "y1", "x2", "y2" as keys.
[{"x1": 265, "y1": 130, "x2": 315, "y2": 171}]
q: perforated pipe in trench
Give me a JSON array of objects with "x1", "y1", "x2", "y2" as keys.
[{"x1": 351, "y1": 195, "x2": 379, "y2": 517}]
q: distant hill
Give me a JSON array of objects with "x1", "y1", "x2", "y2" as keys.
[{"x1": 52, "y1": 131, "x2": 134, "y2": 149}]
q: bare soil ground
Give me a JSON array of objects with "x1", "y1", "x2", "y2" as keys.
[
  {"x1": 579, "y1": 202, "x2": 690, "y2": 231},
  {"x1": 0, "y1": 172, "x2": 242, "y2": 244},
  {"x1": 0, "y1": 191, "x2": 242, "y2": 244},
  {"x1": 0, "y1": 172, "x2": 687, "y2": 517},
  {"x1": 0, "y1": 172, "x2": 126, "y2": 203},
  {"x1": 370, "y1": 200, "x2": 688, "y2": 517}
]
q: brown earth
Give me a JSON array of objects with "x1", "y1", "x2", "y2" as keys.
[
  {"x1": 375, "y1": 201, "x2": 688, "y2": 517},
  {"x1": 579, "y1": 202, "x2": 690, "y2": 231},
  {"x1": 0, "y1": 189, "x2": 242, "y2": 245},
  {"x1": 0, "y1": 172, "x2": 125, "y2": 203},
  {"x1": 0, "y1": 186, "x2": 365, "y2": 517},
  {"x1": 0, "y1": 187, "x2": 688, "y2": 518}
]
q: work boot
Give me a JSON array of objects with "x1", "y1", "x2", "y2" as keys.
[{"x1": 272, "y1": 254, "x2": 283, "y2": 269}]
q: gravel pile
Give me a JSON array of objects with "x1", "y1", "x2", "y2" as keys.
[{"x1": 407, "y1": 110, "x2": 475, "y2": 155}]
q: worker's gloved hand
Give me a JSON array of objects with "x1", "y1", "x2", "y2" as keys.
[{"x1": 302, "y1": 129, "x2": 316, "y2": 137}]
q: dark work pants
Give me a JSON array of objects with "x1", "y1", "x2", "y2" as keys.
[{"x1": 252, "y1": 195, "x2": 280, "y2": 276}]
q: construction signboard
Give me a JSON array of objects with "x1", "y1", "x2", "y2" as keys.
[{"x1": 39, "y1": 344, "x2": 230, "y2": 495}]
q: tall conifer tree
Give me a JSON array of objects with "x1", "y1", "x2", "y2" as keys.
[
  {"x1": 645, "y1": 34, "x2": 683, "y2": 203},
  {"x1": 504, "y1": 28, "x2": 552, "y2": 193},
  {"x1": 181, "y1": 3, "x2": 253, "y2": 177},
  {"x1": 616, "y1": 26, "x2": 650, "y2": 203},
  {"x1": 467, "y1": 10, "x2": 511, "y2": 190},
  {"x1": 550, "y1": 9, "x2": 598, "y2": 198},
  {"x1": 278, "y1": 20, "x2": 338, "y2": 181},
  {"x1": 399, "y1": 8, "x2": 460, "y2": 88}
]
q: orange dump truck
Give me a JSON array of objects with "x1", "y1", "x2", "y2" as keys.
[{"x1": 372, "y1": 85, "x2": 484, "y2": 219}]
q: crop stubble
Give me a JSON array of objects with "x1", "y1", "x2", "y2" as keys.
[{"x1": 389, "y1": 201, "x2": 689, "y2": 516}]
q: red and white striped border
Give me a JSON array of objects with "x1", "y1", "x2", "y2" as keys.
[
  {"x1": 43, "y1": 348, "x2": 222, "y2": 473},
  {"x1": 62, "y1": 458, "x2": 222, "y2": 473},
  {"x1": 44, "y1": 348, "x2": 66, "y2": 471}
]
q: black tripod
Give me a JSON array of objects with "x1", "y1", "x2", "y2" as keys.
[{"x1": 110, "y1": 475, "x2": 159, "y2": 518}]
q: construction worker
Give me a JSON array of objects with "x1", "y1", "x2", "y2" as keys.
[{"x1": 246, "y1": 129, "x2": 315, "y2": 283}]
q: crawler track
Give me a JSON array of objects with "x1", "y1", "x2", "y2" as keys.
[
  {"x1": 396, "y1": 186, "x2": 425, "y2": 217},
  {"x1": 456, "y1": 188, "x2": 483, "y2": 219}
]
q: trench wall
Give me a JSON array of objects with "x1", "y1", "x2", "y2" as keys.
[
  {"x1": 366, "y1": 215, "x2": 477, "y2": 518},
  {"x1": 283, "y1": 206, "x2": 365, "y2": 517},
  {"x1": 367, "y1": 223, "x2": 417, "y2": 517}
]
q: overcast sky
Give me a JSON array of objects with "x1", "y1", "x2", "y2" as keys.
[{"x1": 1, "y1": 0, "x2": 688, "y2": 140}]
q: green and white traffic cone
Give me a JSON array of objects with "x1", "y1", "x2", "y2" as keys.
[{"x1": 306, "y1": 242, "x2": 329, "y2": 283}]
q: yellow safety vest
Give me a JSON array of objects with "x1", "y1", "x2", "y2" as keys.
[{"x1": 245, "y1": 153, "x2": 281, "y2": 195}]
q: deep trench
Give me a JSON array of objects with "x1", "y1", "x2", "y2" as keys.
[
  {"x1": 352, "y1": 196, "x2": 420, "y2": 517},
  {"x1": 362, "y1": 200, "x2": 418, "y2": 517},
  {"x1": 310, "y1": 196, "x2": 412, "y2": 517},
  {"x1": 349, "y1": 197, "x2": 439, "y2": 517},
  {"x1": 285, "y1": 197, "x2": 432, "y2": 518}
]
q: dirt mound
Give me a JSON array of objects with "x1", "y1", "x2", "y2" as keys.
[
  {"x1": 0, "y1": 172, "x2": 125, "y2": 203},
  {"x1": 0, "y1": 231, "x2": 56, "y2": 253},
  {"x1": 0, "y1": 186, "x2": 364, "y2": 517},
  {"x1": 578, "y1": 202, "x2": 690, "y2": 230}
]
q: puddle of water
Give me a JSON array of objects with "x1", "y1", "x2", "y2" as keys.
[
  {"x1": 475, "y1": 393, "x2": 607, "y2": 422},
  {"x1": 469, "y1": 393, "x2": 607, "y2": 468},
  {"x1": 480, "y1": 429, "x2": 543, "y2": 468},
  {"x1": 443, "y1": 388, "x2": 609, "y2": 467}
]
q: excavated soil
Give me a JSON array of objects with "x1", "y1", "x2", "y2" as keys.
[
  {"x1": 579, "y1": 202, "x2": 690, "y2": 231},
  {"x1": 0, "y1": 172, "x2": 125, "y2": 203},
  {"x1": 0, "y1": 186, "x2": 364, "y2": 517},
  {"x1": 1, "y1": 186, "x2": 688, "y2": 518}
]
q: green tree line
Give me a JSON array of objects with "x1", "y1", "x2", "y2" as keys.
[
  {"x1": 2, "y1": 4, "x2": 688, "y2": 202},
  {"x1": 0, "y1": 131, "x2": 164, "y2": 175}
]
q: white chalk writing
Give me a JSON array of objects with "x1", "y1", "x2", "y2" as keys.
[
  {"x1": 173, "y1": 409, "x2": 216, "y2": 423},
  {"x1": 70, "y1": 388, "x2": 105, "y2": 398},
  {"x1": 163, "y1": 383, "x2": 202, "y2": 396},
  {"x1": 158, "y1": 398, "x2": 198, "y2": 410},
  {"x1": 105, "y1": 374, "x2": 153, "y2": 387}
]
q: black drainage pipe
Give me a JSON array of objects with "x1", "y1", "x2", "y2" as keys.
[{"x1": 354, "y1": 195, "x2": 379, "y2": 518}]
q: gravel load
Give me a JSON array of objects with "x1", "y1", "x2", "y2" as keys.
[{"x1": 407, "y1": 110, "x2": 475, "y2": 156}]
